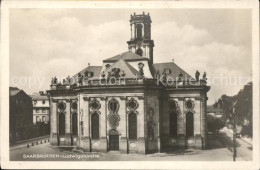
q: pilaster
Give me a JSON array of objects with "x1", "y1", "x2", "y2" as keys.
[
  {"x1": 65, "y1": 99, "x2": 71, "y2": 146},
  {"x1": 82, "y1": 96, "x2": 90, "y2": 151},
  {"x1": 50, "y1": 99, "x2": 58, "y2": 145}
]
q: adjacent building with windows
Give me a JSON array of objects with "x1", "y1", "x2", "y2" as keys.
[
  {"x1": 9, "y1": 87, "x2": 33, "y2": 145},
  {"x1": 31, "y1": 93, "x2": 50, "y2": 124},
  {"x1": 48, "y1": 13, "x2": 210, "y2": 154}
]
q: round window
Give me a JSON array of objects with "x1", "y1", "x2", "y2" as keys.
[
  {"x1": 185, "y1": 100, "x2": 194, "y2": 109},
  {"x1": 71, "y1": 102, "x2": 77, "y2": 110},
  {"x1": 58, "y1": 102, "x2": 66, "y2": 111}
]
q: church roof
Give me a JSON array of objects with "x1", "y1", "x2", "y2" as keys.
[
  {"x1": 102, "y1": 58, "x2": 139, "y2": 78},
  {"x1": 103, "y1": 51, "x2": 148, "y2": 62},
  {"x1": 153, "y1": 62, "x2": 194, "y2": 80},
  {"x1": 10, "y1": 87, "x2": 22, "y2": 96},
  {"x1": 9, "y1": 87, "x2": 30, "y2": 98},
  {"x1": 10, "y1": 89, "x2": 21, "y2": 96},
  {"x1": 72, "y1": 66, "x2": 102, "y2": 80}
]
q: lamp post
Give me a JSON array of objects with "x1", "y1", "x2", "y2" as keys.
[{"x1": 232, "y1": 101, "x2": 237, "y2": 161}]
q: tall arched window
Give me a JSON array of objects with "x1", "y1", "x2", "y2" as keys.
[
  {"x1": 91, "y1": 112, "x2": 99, "y2": 139},
  {"x1": 186, "y1": 112, "x2": 194, "y2": 138},
  {"x1": 129, "y1": 112, "x2": 137, "y2": 140},
  {"x1": 72, "y1": 113, "x2": 78, "y2": 135},
  {"x1": 59, "y1": 113, "x2": 65, "y2": 135},
  {"x1": 169, "y1": 112, "x2": 177, "y2": 137},
  {"x1": 136, "y1": 24, "x2": 142, "y2": 39}
]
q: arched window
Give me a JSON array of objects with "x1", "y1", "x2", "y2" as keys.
[
  {"x1": 36, "y1": 116, "x2": 40, "y2": 122},
  {"x1": 42, "y1": 116, "x2": 46, "y2": 122},
  {"x1": 129, "y1": 112, "x2": 137, "y2": 140},
  {"x1": 59, "y1": 113, "x2": 65, "y2": 135},
  {"x1": 169, "y1": 112, "x2": 177, "y2": 137},
  {"x1": 136, "y1": 24, "x2": 142, "y2": 39},
  {"x1": 91, "y1": 112, "x2": 99, "y2": 139},
  {"x1": 72, "y1": 113, "x2": 78, "y2": 135},
  {"x1": 186, "y1": 112, "x2": 194, "y2": 138}
]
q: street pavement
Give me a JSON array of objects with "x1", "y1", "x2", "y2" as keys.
[
  {"x1": 9, "y1": 134, "x2": 249, "y2": 161},
  {"x1": 220, "y1": 127, "x2": 252, "y2": 161}
]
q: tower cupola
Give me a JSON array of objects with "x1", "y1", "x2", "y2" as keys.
[{"x1": 127, "y1": 12, "x2": 154, "y2": 63}]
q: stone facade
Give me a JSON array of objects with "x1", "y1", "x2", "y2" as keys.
[{"x1": 47, "y1": 12, "x2": 210, "y2": 154}]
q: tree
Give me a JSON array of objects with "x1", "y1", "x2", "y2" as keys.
[
  {"x1": 207, "y1": 115, "x2": 225, "y2": 134},
  {"x1": 216, "y1": 82, "x2": 252, "y2": 137}
]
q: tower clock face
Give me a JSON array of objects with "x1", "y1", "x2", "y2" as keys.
[{"x1": 137, "y1": 41, "x2": 142, "y2": 47}]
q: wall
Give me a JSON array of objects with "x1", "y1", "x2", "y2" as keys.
[
  {"x1": 49, "y1": 94, "x2": 77, "y2": 146},
  {"x1": 78, "y1": 92, "x2": 145, "y2": 154},
  {"x1": 162, "y1": 90, "x2": 207, "y2": 150},
  {"x1": 145, "y1": 93, "x2": 160, "y2": 153}
]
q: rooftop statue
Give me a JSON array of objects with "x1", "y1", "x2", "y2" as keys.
[
  {"x1": 203, "y1": 72, "x2": 207, "y2": 81},
  {"x1": 195, "y1": 70, "x2": 200, "y2": 81}
]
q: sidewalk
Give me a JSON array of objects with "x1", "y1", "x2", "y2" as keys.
[
  {"x1": 10, "y1": 135, "x2": 50, "y2": 150},
  {"x1": 10, "y1": 136, "x2": 240, "y2": 161}
]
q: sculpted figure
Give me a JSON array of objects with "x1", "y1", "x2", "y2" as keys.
[
  {"x1": 195, "y1": 70, "x2": 200, "y2": 81},
  {"x1": 203, "y1": 72, "x2": 207, "y2": 80}
]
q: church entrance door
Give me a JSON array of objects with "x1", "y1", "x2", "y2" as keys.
[{"x1": 109, "y1": 130, "x2": 119, "y2": 151}]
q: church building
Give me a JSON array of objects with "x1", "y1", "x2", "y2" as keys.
[{"x1": 47, "y1": 12, "x2": 210, "y2": 154}]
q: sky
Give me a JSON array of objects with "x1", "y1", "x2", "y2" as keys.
[{"x1": 9, "y1": 8, "x2": 252, "y2": 104}]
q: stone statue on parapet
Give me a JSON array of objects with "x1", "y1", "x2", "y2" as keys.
[
  {"x1": 195, "y1": 70, "x2": 200, "y2": 81},
  {"x1": 203, "y1": 72, "x2": 207, "y2": 81},
  {"x1": 66, "y1": 76, "x2": 71, "y2": 84},
  {"x1": 52, "y1": 76, "x2": 57, "y2": 85}
]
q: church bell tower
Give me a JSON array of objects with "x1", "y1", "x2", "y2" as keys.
[{"x1": 127, "y1": 12, "x2": 154, "y2": 63}]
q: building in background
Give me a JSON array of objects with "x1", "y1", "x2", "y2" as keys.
[
  {"x1": 9, "y1": 87, "x2": 33, "y2": 145},
  {"x1": 31, "y1": 93, "x2": 50, "y2": 125},
  {"x1": 207, "y1": 105, "x2": 224, "y2": 118}
]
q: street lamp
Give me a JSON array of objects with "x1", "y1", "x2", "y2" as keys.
[{"x1": 232, "y1": 101, "x2": 237, "y2": 161}]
